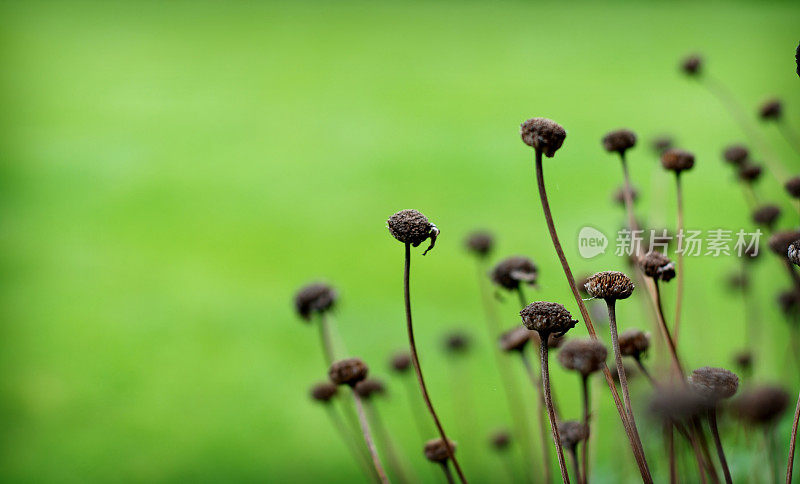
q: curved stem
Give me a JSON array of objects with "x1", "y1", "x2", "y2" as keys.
[
  {"x1": 325, "y1": 404, "x2": 379, "y2": 481},
  {"x1": 440, "y1": 462, "x2": 456, "y2": 484},
  {"x1": 652, "y1": 280, "x2": 685, "y2": 376},
  {"x1": 403, "y1": 243, "x2": 468, "y2": 483},
  {"x1": 353, "y1": 390, "x2": 390, "y2": 484},
  {"x1": 318, "y1": 313, "x2": 335, "y2": 366},
  {"x1": 581, "y1": 375, "x2": 590, "y2": 484},
  {"x1": 540, "y1": 335, "x2": 570, "y2": 484},
  {"x1": 708, "y1": 408, "x2": 733, "y2": 484},
  {"x1": 520, "y1": 351, "x2": 553, "y2": 484},
  {"x1": 674, "y1": 173, "x2": 685, "y2": 344},
  {"x1": 533, "y1": 150, "x2": 652, "y2": 482},
  {"x1": 787, "y1": 391, "x2": 800, "y2": 484}
]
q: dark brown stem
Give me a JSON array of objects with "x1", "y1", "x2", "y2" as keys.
[
  {"x1": 325, "y1": 404, "x2": 379, "y2": 481},
  {"x1": 567, "y1": 447, "x2": 581, "y2": 484},
  {"x1": 516, "y1": 286, "x2": 528, "y2": 311},
  {"x1": 581, "y1": 375, "x2": 590, "y2": 484},
  {"x1": 708, "y1": 408, "x2": 732, "y2": 484},
  {"x1": 652, "y1": 280, "x2": 685, "y2": 376},
  {"x1": 633, "y1": 357, "x2": 657, "y2": 387},
  {"x1": 666, "y1": 423, "x2": 677, "y2": 484},
  {"x1": 403, "y1": 243, "x2": 468, "y2": 483},
  {"x1": 540, "y1": 334, "x2": 570, "y2": 484},
  {"x1": 787, "y1": 391, "x2": 800, "y2": 484},
  {"x1": 318, "y1": 313, "x2": 335, "y2": 366},
  {"x1": 520, "y1": 351, "x2": 553, "y2": 484},
  {"x1": 533, "y1": 149, "x2": 652, "y2": 483},
  {"x1": 686, "y1": 420, "x2": 709, "y2": 484},
  {"x1": 440, "y1": 462, "x2": 456, "y2": 484},
  {"x1": 673, "y1": 173, "x2": 685, "y2": 344},
  {"x1": 352, "y1": 390, "x2": 390, "y2": 484},
  {"x1": 692, "y1": 417, "x2": 719, "y2": 484}
]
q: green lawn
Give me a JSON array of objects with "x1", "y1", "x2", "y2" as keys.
[{"x1": 1, "y1": 0, "x2": 799, "y2": 482}]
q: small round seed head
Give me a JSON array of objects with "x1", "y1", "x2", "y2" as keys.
[
  {"x1": 328, "y1": 358, "x2": 368, "y2": 386},
  {"x1": 727, "y1": 272, "x2": 749, "y2": 291},
  {"x1": 310, "y1": 382, "x2": 338, "y2": 403},
  {"x1": 785, "y1": 176, "x2": 800, "y2": 199},
  {"x1": 618, "y1": 329, "x2": 651, "y2": 359},
  {"x1": 520, "y1": 118, "x2": 567, "y2": 158},
  {"x1": 613, "y1": 185, "x2": 638, "y2": 206},
  {"x1": 491, "y1": 256, "x2": 538, "y2": 290},
  {"x1": 530, "y1": 331, "x2": 567, "y2": 349},
  {"x1": 443, "y1": 331, "x2": 470, "y2": 355},
  {"x1": 639, "y1": 251, "x2": 676, "y2": 282},
  {"x1": 387, "y1": 210, "x2": 439, "y2": 254},
  {"x1": 465, "y1": 231, "x2": 494, "y2": 258},
  {"x1": 769, "y1": 230, "x2": 800, "y2": 256},
  {"x1": 389, "y1": 352, "x2": 411, "y2": 373},
  {"x1": 759, "y1": 98, "x2": 782, "y2": 121},
  {"x1": 681, "y1": 55, "x2": 702, "y2": 76},
  {"x1": 294, "y1": 283, "x2": 337, "y2": 321},
  {"x1": 602, "y1": 129, "x2": 637, "y2": 155},
  {"x1": 584, "y1": 271, "x2": 635, "y2": 301},
  {"x1": 661, "y1": 148, "x2": 695, "y2": 173},
  {"x1": 649, "y1": 383, "x2": 705, "y2": 422},
  {"x1": 558, "y1": 421, "x2": 588, "y2": 450},
  {"x1": 557, "y1": 338, "x2": 608, "y2": 376},
  {"x1": 723, "y1": 145, "x2": 749, "y2": 165},
  {"x1": 520, "y1": 301, "x2": 578, "y2": 336},
  {"x1": 738, "y1": 162, "x2": 763, "y2": 183},
  {"x1": 499, "y1": 326, "x2": 531, "y2": 353},
  {"x1": 789, "y1": 240, "x2": 800, "y2": 267},
  {"x1": 733, "y1": 385, "x2": 790, "y2": 426},
  {"x1": 424, "y1": 438, "x2": 456, "y2": 463},
  {"x1": 752, "y1": 204, "x2": 781, "y2": 229},
  {"x1": 489, "y1": 430, "x2": 511, "y2": 451},
  {"x1": 689, "y1": 367, "x2": 739, "y2": 403},
  {"x1": 652, "y1": 136, "x2": 674, "y2": 154},
  {"x1": 733, "y1": 350, "x2": 753, "y2": 372},
  {"x1": 354, "y1": 378, "x2": 386, "y2": 399}
]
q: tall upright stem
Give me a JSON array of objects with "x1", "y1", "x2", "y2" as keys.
[
  {"x1": 403, "y1": 243, "x2": 468, "y2": 483},
  {"x1": 520, "y1": 351, "x2": 553, "y2": 484},
  {"x1": 666, "y1": 423, "x2": 677, "y2": 484},
  {"x1": 533, "y1": 150, "x2": 652, "y2": 482},
  {"x1": 353, "y1": 390, "x2": 390, "y2": 484},
  {"x1": 567, "y1": 447, "x2": 581, "y2": 484},
  {"x1": 708, "y1": 408, "x2": 733, "y2": 484},
  {"x1": 540, "y1": 335, "x2": 570, "y2": 484},
  {"x1": 318, "y1": 313, "x2": 335, "y2": 366},
  {"x1": 786, "y1": 391, "x2": 800, "y2": 484},
  {"x1": 325, "y1": 404, "x2": 378, "y2": 481},
  {"x1": 440, "y1": 462, "x2": 456, "y2": 484},
  {"x1": 581, "y1": 376, "x2": 591, "y2": 484},
  {"x1": 674, "y1": 173, "x2": 685, "y2": 343},
  {"x1": 652, "y1": 280, "x2": 684, "y2": 376}
]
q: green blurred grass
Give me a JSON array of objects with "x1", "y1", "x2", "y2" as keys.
[{"x1": 1, "y1": 0, "x2": 799, "y2": 482}]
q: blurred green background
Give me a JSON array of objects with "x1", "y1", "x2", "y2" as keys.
[{"x1": 1, "y1": 0, "x2": 799, "y2": 482}]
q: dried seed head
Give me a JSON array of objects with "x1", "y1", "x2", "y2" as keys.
[
  {"x1": 733, "y1": 385, "x2": 790, "y2": 426},
  {"x1": 733, "y1": 350, "x2": 753, "y2": 373},
  {"x1": 618, "y1": 329, "x2": 651, "y2": 359},
  {"x1": 389, "y1": 352, "x2": 412, "y2": 373},
  {"x1": 789, "y1": 240, "x2": 800, "y2": 267},
  {"x1": 354, "y1": 378, "x2": 386, "y2": 399},
  {"x1": 424, "y1": 438, "x2": 456, "y2": 463},
  {"x1": 310, "y1": 382, "x2": 339, "y2": 403},
  {"x1": 584, "y1": 271, "x2": 635, "y2": 301},
  {"x1": 723, "y1": 145, "x2": 749, "y2": 165},
  {"x1": 727, "y1": 272, "x2": 749, "y2": 291},
  {"x1": 613, "y1": 185, "x2": 638, "y2": 206},
  {"x1": 689, "y1": 367, "x2": 739, "y2": 403},
  {"x1": 489, "y1": 430, "x2": 511, "y2": 451},
  {"x1": 520, "y1": 118, "x2": 567, "y2": 157},
  {"x1": 639, "y1": 251, "x2": 676, "y2": 282},
  {"x1": 661, "y1": 148, "x2": 695, "y2": 173},
  {"x1": 558, "y1": 421, "x2": 588, "y2": 450},
  {"x1": 602, "y1": 129, "x2": 637, "y2": 155},
  {"x1": 294, "y1": 283, "x2": 337, "y2": 321},
  {"x1": 785, "y1": 176, "x2": 800, "y2": 199},
  {"x1": 649, "y1": 383, "x2": 705, "y2": 422},
  {"x1": 681, "y1": 55, "x2": 702, "y2": 76},
  {"x1": 520, "y1": 301, "x2": 578, "y2": 336},
  {"x1": 530, "y1": 331, "x2": 567, "y2": 349},
  {"x1": 652, "y1": 136, "x2": 674, "y2": 154},
  {"x1": 491, "y1": 256, "x2": 538, "y2": 290},
  {"x1": 464, "y1": 230, "x2": 494, "y2": 258},
  {"x1": 443, "y1": 331, "x2": 470, "y2": 355},
  {"x1": 769, "y1": 230, "x2": 800, "y2": 256},
  {"x1": 557, "y1": 338, "x2": 608, "y2": 376},
  {"x1": 738, "y1": 162, "x2": 763, "y2": 183},
  {"x1": 387, "y1": 209, "x2": 439, "y2": 255},
  {"x1": 499, "y1": 326, "x2": 531, "y2": 353},
  {"x1": 752, "y1": 204, "x2": 781, "y2": 229},
  {"x1": 328, "y1": 358, "x2": 369, "y2": 386},
  {"x1": 759, "y1": 98, "x2": 782, "y2": 121}
]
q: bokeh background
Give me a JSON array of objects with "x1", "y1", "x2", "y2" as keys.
[{"x1": 1, "y1": 0, "x2": 799, "y2": 482}]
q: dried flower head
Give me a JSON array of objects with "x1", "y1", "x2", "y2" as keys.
[
  {"x1": 557, "y1": 338, "x2": 608, "y2": 376},
  {"x1": 444, "y1": 331, "x2": 470, "y2": 354},
  {"x1": 354, "y1": 378, "x2": 386, "y2": 399},
  {"x1": 618, "y1": 329, "x2": 651, "y2": 359},
  {"x1": 558, "y1": 421, "x2": 588, "y2": 450},
  {"x1": 520, "y1": 301, "x2": 578, "y2": 336},
  {"x1": 661, "y1": 148, "x2": 695, "y2": 173},
  {"x1": 389, "y1": 352, "x2": 412, "y2": 373},
  {"x1": 652, "y1": 136, "x2": 674, "y2": 154},
  {"x1": 733, "y1": 385, "x2": 790, "y2": 425},
  {"x1": 294, "y1": 283, "x2": 337, "y2": 321},
  {"x1": 789, "y1": 240, "x2": 800, "y2": 267},
  {"x1": 491, "y1": 256, "x2": 538, "y2": 290},
  {"x1": 329, "y1": 358, "x2": 369, "y2": 386},
  {"x1": 310, "y1": 382, "x2": 339, "y2": 403},
  {"x1": 639, "y1": 251, "x2": 676, "y2": 282},
  {"x1": 424, "y1": 438, "x2": 457, "y2": 463},
  {"x1": 733, "y1": 350, "x2": 753, "y2": 373},
  {"x1": 613, "y1": 185, "x2": 638, "y2": 206},
  {"x1": 649, "y1": 383, "x2": 705, "y2": 422},
  {"x1": 489, "y1": 430, "x2": 511, "y2": 451},
  {"x1": 785, "y1": 176, "x2": 800, "y2": 199},
  {"x1": 520, "y1": 118, "x2": 567, "y2": 157},
  {"x1": 738, "y1": 162, "x2": 763, "y2": 183},
  {"x1": 465, "y1": 231, "x2": 494, "y2": 258},
  {"x1": 584, "y1": 271, "x2": 635, "y2": 301},
  {"x1": 759, "y1": 98, "x2": 782, "y2": 121},
  {"x1": 769, "y1": 230, "x2": 800, "y2": 256},
  {"x1": 602, "y1": 129, "x2": 637, "y2": 155},
  {"x1": 499, "y1": 326, "x2": 531, "y2": 353},
  {"x1": 681, "y1": 55, "x2": 702, "y2": 76},
  {"x1": 387, "y1": 209, "x2": 439, "y2": 255},
  {"x1": 723, "y1": 145, "x2": 749, "y2": 165},
  {"x1": 689, "y1": 367, "x2": 739, "y2": 403},
  {"x1": 752, "y1": 204, "x2": 781, "y2": 229}
]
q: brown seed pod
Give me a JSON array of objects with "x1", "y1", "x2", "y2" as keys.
[
  {"x1": 649, "y1": 383, "x2": 705, "y2": 422},
  {"x1": 723, "y1": 145, "x2": 749, "y2": 165},
  {"x1": 389, "y1": 352, "x2": 412, "y2": 373},
  {"x1": 602, "y1": 129, "x2": 637, "y2": 155},
  {"x1": 557, "y1": 338, "x2": 608, "y2": 376},
  {"x1": 558, "y1": 421, "x2": 588, "y2": 450},
  {"x1": 520, "y1": 301, "x2": 578, "y2": 336},
  {"x1": 584, "y1": 271, "x2": 635, "y2": 301},
  {"x1": 443, "y1": 331, "x2": 470, "y2": 354},
  {"x1": 789, "y1": 240, "x2": 800, "y2": 267},
  {"x1": 499, "y1": 326, "x2": 531, "y2": 353},
  {"x1": 733, "y1": 385, "x2": 790, "y2": 426},
  {"x1": 294, "y1": 283, "x2": 337, "y2": 321},
  {"x1": 738, "y1": 162, "x2": 763, "y2": 183},
  {"x1": 354, "y1": 378, "x2": 386, "y2": 399},
  {"x1": 464, "y1": 230, "x2": 494, "y2": 258},
  {"x1": 733, "y1": 350, "x2": 753, "y2": 373},
  {"x1": 613, "y1": 185, "x2": 638, "y2": 206},
  {"x1": 661, "y1": 148, "x2": 695, "y2": 173},
  {"x1": 329, "y1": 358, "x2": 369, "y2": 386},
  {"x1": 424, "y1": 438, "x2": 457, "y2": 463},
  {"x1": 618, "y1": 329, "x2": 651, "y2": 359},
  {"x1": 652, "y1": 136, "x2": 674, "y2": 154},
  {"x1": 310, "y1": 382, "x2": 339, "y2": 403},
  {"x1": 490, "y1": 256, "x2": 538, "y2": 290},
  {"x1": 639, "y1": 251, "x2": 676, "y2": 282},
  {"x1": 489, "y1": 430, "x2": 511, "y2": 451},
  {"x1": 689, "y1": 367, "x2": 739, "y2": 403},
  {"x1": 769, "y1": 230, "x2": 800, "y2": 256},
  {"x1": 387, "y1": 209, "x2": 439, "y2": 254},
  {"x1": 751, "y1": 204, "x2": 781, "y2": 228},
  {"x1": 520, "y1": 118, "x2": 567, "y2": 158},
  {"x1": 785, "y1": 176, "x2": 800, "y2": 199},
  {"x1": 759, "y1": 98, "x2": 782, "y2": 121},
  {"x1": 681, "y1": 55, "x2": 702, "y2": 76}
]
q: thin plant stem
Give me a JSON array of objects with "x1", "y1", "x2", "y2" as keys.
[
  {"x1": 401, "y1": 376, "x2": 431, "y2": 442},
  {"x1": 540, "y1": 335, "x2": 571, "y2": 484},
  {"x1": 778, "y1": 120, "x2": 800, "y2": 157},
  {"x1": 708, "y1": 408, "x2": 733, "y2": 484},
  {"x1": 692, "y1": 417, "x2": 720, "y2": 484},
  {"x1": 633, "y1": 357, "x2": 657, "y2": 387},
  {"x1": 533, "y1": 149, "x2": 652, "y2": 482},
  {"x1": 318, "y1": 313, "x2": 336, "y2": 366},
  {"x1": 652, "y1": 280, "x2": 685, "y2": 376},
  {"x1": 673, "y1": 173, "x2": 685, "y2": 344},
  {"x1": 440, "y1": 462, "x2": 456, "y2": 484},
  {"x1": 687, "y1": 421, "x2": 709, "y2": 484},
  {"x1": 581, "y1": 375, "x2": 591, "y2": 484},
  {"x1": 786, "y1": 391, "x2": 800, "y2": 484},
  {"x1": 516, "y1": 286, "x2": 528, "y2": 311},
  {"x1": 520, "y1": 351, "x2": 553, "y2": 484},
  {"x1": 402, "y1": 243, "x2": 468, "y2": 483},
  {"x1": 367, "y1": 402, "x2": 413, "y2": 484},
  {"x1": 567, "y1": 447, "x2": 581, "y2": 484},
  {"x1": 325, "y1": 404, "x2": 379, "y2": 481},
  {"x1": 352, "y1": 390, "x2": 390, "y2": 484},
  {"x1": 766, "y1": 428, "x2": 778, "y2": 484},
  {"x1": 666, "y1": 423, "x2": 677, "y2": 484}
]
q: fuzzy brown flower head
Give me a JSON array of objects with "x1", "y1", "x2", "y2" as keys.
[
  {"x1": 294, "y1": 283, "x2": 337, "y2": 321},
  {"x1": 639, "y1": 251, "x2": 676, "y2": 282},
  {"x1": 310, "y1": 382, "x2": 338, "y2": 403},
  {"x1": 619, "y1": 329, "x2": 651, "y2": 358},
  {"x1": 681, "y1": 55, "x2": 702, "y2": 76},
  {"x1": 738, "y1": 162, "x2": 762, "y2": 183},
  {"x1": 530, "y1": 331, "x2": 567, "y2": 349},
  {"x1": 558, "y1": 421, "x2": 588, "y2": 450},
  {"x1": 387, "y1": 209, "x2": 440, "y2": 255},
  {"x1": 733, "y1": 385, "x2": 790, "y2": 426},
  {"x1": 520, "y1": 301, "x2": 578, "y2": 336},
  {"x1": 661, "y1": 148, "x2": 695, "y2": 173},
  {"x1": 652, "y1": 136, "x2": 674, "y2": 154},
  {"x1": 689, "y1": 367, "x2": 739, "y2": 403},
  {"x1": 584, "y1": 271, "x2": 635, "y2": 301},
  {"x1": 444, "y1": 331, "x2": 470, "y2": 354},
  {"x1": 789, "y1": 240, "x2": 800, "y2": 267},
  {"x1": 752, "y1": 204, "x2": 781, "y2": 228},
  {"x1": 491, "y1": 256, "x2": 538, "y2": 290},
  {"x1": 465, "y1": 230, "x2": 494, "y2": 258},
  {"x1": 354, "y1": 378, "x2": 386, "y2": 399},
  {"x1": 785, "y1": 176, "x2": 800, "y2": 199},
  {"x1": 769, "y1": 230, "x2": 800, "y2": 256},
  {"x1": 759, "y1": 98, "x2": 782, "y2": 121},
  {"x1": 499, "y1": 326, "x2": 531, "y2": 353},
  {"x1": 613, "y1": 185, "x2": 638, "y2": 206},
  {"x1": 649, "y1": 384, "x2": 705, "y2": 422},
  {"x1": 723, "y1": 145, "x2": 749, "y2": 165},
  {"x1": 424, "y1": 438, "x2": 456, "y2": 463},
  {"x1": 389, "y1": 352, "x2": 411, "y2": 373},
  {"x1": 557, "y1": 338, "x2": 607, "y2": 376},
  {"x1": 520, "y1": 118, "x2": 567, "y2": 157},
  {"x1": 328, "y1": 358, "x2": 368, "y2": 386},
  {"x1": 602, "y1": 129, "x2": 637, "y2": 155},
  {"x1": 490, "y1": 431, "x2": 511, "y2": 451},
  {"x1": 733, "y1": 350, "x2": 753, "y2": 372}
]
